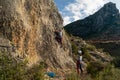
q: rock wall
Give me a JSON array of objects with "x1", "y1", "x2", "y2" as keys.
[{"x1": 0, "y1": 0, "x2": 74, "y2": 68}]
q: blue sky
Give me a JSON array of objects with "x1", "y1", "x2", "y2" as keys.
[{"x1": 53, "y1": 0, "x2": 120, "y2": 25}]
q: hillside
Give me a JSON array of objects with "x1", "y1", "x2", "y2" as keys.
[
  {"x1": 90, "y1": 41, "x2": 120, "y2": 57},
  {"x1": 64, "y1": 2, "x2": 120, "y2": 40}
]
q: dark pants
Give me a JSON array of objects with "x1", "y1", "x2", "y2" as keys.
[
  {"x1": 77, "y1": 62, "x2": 83, "y2": 74},
  {"x1": 55, "y1": 36, "x2": 62, "y2": 45},
  {"x1": 79, "y1": 63, "x2": 83, "y2": 73}
]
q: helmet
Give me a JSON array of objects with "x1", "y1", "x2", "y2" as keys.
[{"x1": 78, "y1": 50, "x2": 82, "y2": 54}]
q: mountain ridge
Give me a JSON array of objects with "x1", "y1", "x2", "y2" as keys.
[{"x1": 64, "y1": 2, "x2": 120, "y2": 40}]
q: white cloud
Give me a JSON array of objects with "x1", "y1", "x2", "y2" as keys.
[
  {"x1": 63, "y1": 16, "x2": 71, "y2": 25},
  {"x1": 62, "y1": 0, "x2": 110, "y2": 25}
]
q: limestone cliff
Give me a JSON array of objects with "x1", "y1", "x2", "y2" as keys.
[{"x1": 0, "y1": 0, "x2": 74, "y2": 68}]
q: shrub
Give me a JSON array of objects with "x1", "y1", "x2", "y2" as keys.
[
  {"x1": 86, "y1": 44, "x2": 96, "y2": 51},
  {"x1": 97, "y1": 48, "x2": 104, "y2": 53},
  {"x1": 66, "y1": 69, "x2": 80, "y2": 80},
  {"x1": 112, "y1": 57, "x2": 120, "y2": 68},
  {"x1": 33, "y1": 65, "x2": 45, "y2": 80},
  {"x1": 71, "y1": 42, "x2": 78, "y2": 55},
  {"x1": 98, "y1": 64, "x2": 120, "y2": 80},
  {"x1": 81, "y1": 47, "x2": 91, "y2": 61},
  {"x1": 0, "y1": 52, "x2": 45, "y2": 80},
  {"x1": 0, "y1": 52, "x2": 27, "y2": 80},
  {"x1": 87, "y1": 61, "x2": 105, "y2": 78}
]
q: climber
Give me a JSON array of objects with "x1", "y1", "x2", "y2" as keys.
[
  {"x1": 76, "y1": 50, "x2": 83, "y2": 75},
  {"x1": 55, "y1": 28, "x2": 63, "y2": 46}
]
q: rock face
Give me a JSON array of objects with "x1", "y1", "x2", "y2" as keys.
[
  {"x1": 65, "y1": 2, "x2": 120, "y2": 40},
  {"x1": 0, "y1": 0, "x2": 74, "y2": 68}
]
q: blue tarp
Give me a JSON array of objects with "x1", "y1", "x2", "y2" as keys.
[{"x1": 46, "y1": 72, "x2": 56, "y2": 78}]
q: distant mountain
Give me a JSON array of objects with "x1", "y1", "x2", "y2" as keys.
[{"x1": 64, "y1": 2, "x2": 120, "y2": 41}]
